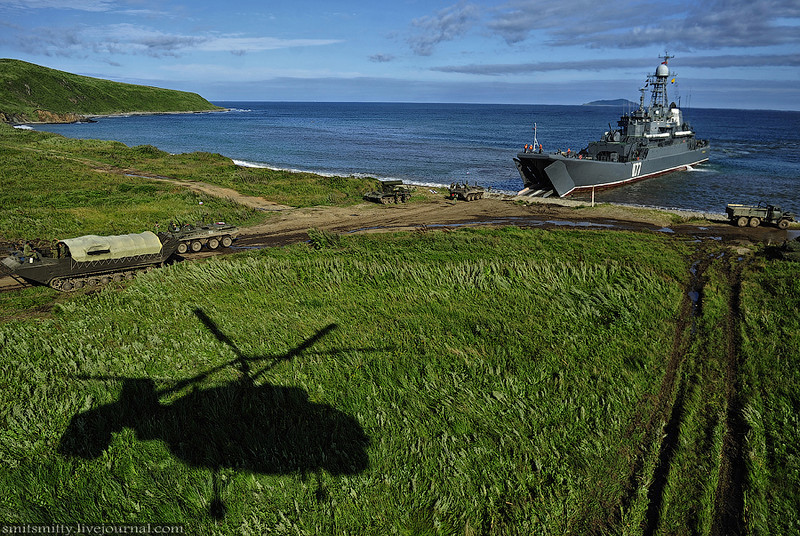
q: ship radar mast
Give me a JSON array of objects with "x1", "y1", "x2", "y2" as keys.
[{"x1": 648, "y1": 52, "x2": 674, "y2": 115}]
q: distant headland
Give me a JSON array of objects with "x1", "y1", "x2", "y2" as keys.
[
  {"x1": 582, "y1": 99, "x2": 639, "y2": 107},
  {"x1": 0, "y1": 58, "x2": 222, "y2": 124}
]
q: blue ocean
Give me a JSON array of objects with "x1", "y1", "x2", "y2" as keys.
[{"x1": 33, "y1": 102, "x2": 800, "y2": 214}]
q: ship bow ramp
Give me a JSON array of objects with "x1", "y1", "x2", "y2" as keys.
[
  {"x1": 542, "y1": 161, "x2": 575, "y2": 197},
  {"x1": 514, "y1": 156, "x2": 575, "y2": 197}
]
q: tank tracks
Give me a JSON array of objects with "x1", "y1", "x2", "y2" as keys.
[{"x1": 48, "y1": 265, "x2": 159, "y2": 292}]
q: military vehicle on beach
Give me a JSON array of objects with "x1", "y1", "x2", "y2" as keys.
[
  {"x1": 363, "y1": 180, "x2": 413, "y2": 204},
  {"x1": 725, "y1": 203, "x2": 795, "y2": 229},
  {"x1": 171, "y1": 221, "x2": 239, "y2": 254},
  {"x1": 448, "y1": 182, "x2": 484, "y2": 201},
  {"x1": 1, "y1": 231, "x2": 179, "y2": 291}
]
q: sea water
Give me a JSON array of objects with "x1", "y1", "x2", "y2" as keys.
[{"x1": 33, "y1": 102, "x2": 800, "y2": 214}]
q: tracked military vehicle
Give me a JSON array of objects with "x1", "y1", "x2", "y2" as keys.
[
  {"x1": 1, "y1": 231, "x2": 179, "y2": 291},
  {"x1": 363, "y1": 180, "x2": 413, "y2": 204},
  {"x1": 448, "y1": 182, "x2": 484, "y2": 201},
  {"x1": 171, "y1": 221, "x2": 239, "y2": 254}
]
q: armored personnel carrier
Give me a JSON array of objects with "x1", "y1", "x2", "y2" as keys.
[
  {"x1": 1, "y1": 231, "x2": 179, "y2": 291},
  {"x1": 171, "y1": 221, "x2": 239, "y2": 254},
  {"x1": 448, "y1": 182, "x2": 484, "y2": 201},
  {"x1": 363, "y1": 180, "x2": 413, "y2": 204}
]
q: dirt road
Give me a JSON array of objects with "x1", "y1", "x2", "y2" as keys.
[{"x1": 2, "y1": 191, "x2": 795, "y2": 293}]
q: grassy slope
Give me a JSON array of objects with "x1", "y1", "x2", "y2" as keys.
[
  {"x1": 0, "y1": 59, "x2": 222, "y2": 121},
  {"x1": 0, "y1": 123, "x2": 378, "y2": 240}
]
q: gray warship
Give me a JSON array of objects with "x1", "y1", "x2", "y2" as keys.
[{"x1": 514, "y1": 55, "x2": 709, "y2": 197}]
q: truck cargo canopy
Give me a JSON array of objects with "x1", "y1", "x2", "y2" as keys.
[{"x1": 61, "y1": 231, "x2": 162, "y2": 262}]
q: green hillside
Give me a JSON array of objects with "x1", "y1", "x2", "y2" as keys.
[{"x1": 0, "y1": 59, "x2": 222, "y2": 123}]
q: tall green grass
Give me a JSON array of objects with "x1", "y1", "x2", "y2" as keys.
[
  {"x1": 0, "y1": 228, "x2": 689, "y2": 534},
  {"x1": 738, "y1": 261, "x2": 800, "y2": 535}
]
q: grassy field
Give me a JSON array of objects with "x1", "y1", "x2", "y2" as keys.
[
  {"x1": 0, "y1": 225, "x2": 796, "y2": 534},
  {"x1": 0, "y1": 228, "x2": 688, "y2": 534},
  {"x1": 0, "y1": 59, "x2": 221, "y2": 122},
  {"x1": 738, "y1": 262, "x2": 800, "y2": 535}
]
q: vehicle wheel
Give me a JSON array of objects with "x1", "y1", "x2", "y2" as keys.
[
  {"x1": 125, "y1": 272, "x2": 134, "y2": 280},
  {"x1": 191, "y1": 241, "x2": 203, "y2": 252},
  {"x1": 221, "y1": 236, "x2": 233, "y2": 248},
  {"x1": 87, "y1": 279, "x2": 98, "y2": 287},
  {"x1": 737, "y1": 217, "x2": 748, "y2": 227},
  {"x1": 74, "y1": 280, "x2": 84, "y2": 289},
  {"x1": 62, "y1": 281, "x2": 73, "y2": 291},
  {"x1": 177, "y1": 242, "x2": 188, "y2": 254},
  {"x1": 113, "y1": 274, "x2": 123, "y2": 282},
  {"x1": 208, "y1": 238, "x2": 219, "y2": 249},
  {"x1": 100, "y1": 276, "x2": 110, "y2": 285},
  {"x1": 778, "y1": 219, "x2": 789, "y2": 229},
  {"x1": 749, "y1": 217, "x2": 761, "y2": 228}
]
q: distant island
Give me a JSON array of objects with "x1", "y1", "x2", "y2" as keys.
[
  {"x1": 0, "y1": 58, "x2": 222, "y2": 124},
  {"x1": 582, "y1": 99, "x2": 639, "y2": 107}
]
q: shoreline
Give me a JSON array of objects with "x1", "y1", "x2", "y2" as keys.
[{"x1": 11, "y1": 107, "x2": 228, "y2": 126}]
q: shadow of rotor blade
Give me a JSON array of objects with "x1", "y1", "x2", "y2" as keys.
[
  {"x1": 194, "y1": 308, "x2": 239, "y2": 353},
  {"x1": 250, "y1": 323, "x2": 339, "y2": 383},
  {"x1": 286, "y1": 323, "x2": 338, "y2": 360}
]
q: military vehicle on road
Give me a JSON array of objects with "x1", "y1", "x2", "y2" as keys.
[
  {"x1": 171, "y1": 221, "x2": 239, "y2": 254},
  {"x1": 1, "y1": 231, "x2": 179, "y2": 291},
  {"x1": 449, "y1": 182, "x2": 484, "y2": 201},
  {"x1": 363, "y1": 180, "x2": 413, "y2": 204},
  {"x1": 725, "y1": 203, "x2": 795, "y2": 229}
]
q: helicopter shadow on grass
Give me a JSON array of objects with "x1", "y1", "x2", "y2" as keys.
[{"x1": 58, "y1": 308, "x2": 371, "y2": 518}]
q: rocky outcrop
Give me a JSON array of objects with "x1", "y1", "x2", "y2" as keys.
[{"x1": 0, "y1": 110, "x2": 88, "y2": 124}]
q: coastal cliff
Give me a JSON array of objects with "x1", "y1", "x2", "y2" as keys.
[{"x1": 0, "y1": 58, "x2": 222, "y2": 124}]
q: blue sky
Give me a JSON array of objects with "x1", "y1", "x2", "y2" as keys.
[{"x1": 1, "y1": 0, "x2": 799, "y2": 109}]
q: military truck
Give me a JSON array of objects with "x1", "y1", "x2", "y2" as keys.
[
  {"x1": 725, "y1": 203, "x2": 795, "y2": 229},
  {"x1": 449, "y1": 182, "x2": 484, "y2": 201},
  {"x1": 1, "y1": 231, "x2": 179, "y2": 291},
  {"x1": 171, "y1": 221, "x2": 239, "y2": 254},
  {"x1": 363, "y1": 180, "x2": 413, "y2": 204}
]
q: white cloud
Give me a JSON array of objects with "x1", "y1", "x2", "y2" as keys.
[
  {"x1": 197, "y1": 36, "x2": 343, "y2": 53},
  {"x1": 407, "y1": 1, "x2": 481, "y2": 56},
  {"x1": 12, "y1": 22, "x2": 343, "y2": 58},
  {"x1": 0, "y1": 0, "x2": 116, "y2": 11}
]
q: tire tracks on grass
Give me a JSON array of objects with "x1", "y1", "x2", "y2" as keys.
[
  {"x1": 627, "y1": 248, "x2": 746, "y2": 536},
  {"x1": 573, "y1": 247, "x2": 710, "y2": 535},
  {"x1": 710, "y1": 256, "x2": 747, "y2": 536},
  {"x1": 640, "y1": 249, "x2": 710, "y2": 536}
]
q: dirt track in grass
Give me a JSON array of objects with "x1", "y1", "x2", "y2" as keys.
[{"x1": 0, "y1": 192, "x2": 793, "y2": 293}]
